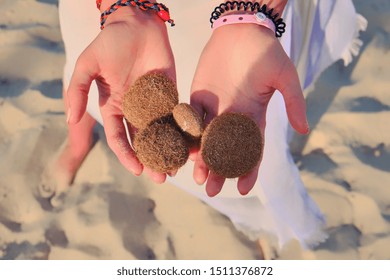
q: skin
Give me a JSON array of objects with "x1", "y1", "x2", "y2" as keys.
[
  {"x1": 190, "y1": 0, "x2": 308, "y2": 197},
  {"x1": 190, "y1": 24, "x2": 308, "y2": 197},
  {"x1": 64, "y1": 0, "x2": 308, "y2": 197},
  {"x1": 66, "y1": 2, "x2": 175, "y2": 184}
]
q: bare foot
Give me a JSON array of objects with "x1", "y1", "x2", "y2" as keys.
[
  {"x1": 257, "y1": 238, "x2": 277, "y2": 260},
  {"x1": 39, "y1": 135, "x2": 95, "y2": 207}
]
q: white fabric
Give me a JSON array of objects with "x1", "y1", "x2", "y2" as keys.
[{"x1": 59, "y1": 0, "x2": 365, "y2": 249}]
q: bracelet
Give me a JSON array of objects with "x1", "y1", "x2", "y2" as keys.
[
  {"x1": 99, "y1": 0, "x2": 175, "y2": 30},
  {"x1": 212, "y1": 13, "x2": 276, "y2": 34},
  {"x1": 210, "y1": 1, "x2": 286, "y2": 38}
]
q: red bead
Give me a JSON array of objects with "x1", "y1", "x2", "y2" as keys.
[{"x1": 157, "y1": 10, "x2": 171, "y2": 22}]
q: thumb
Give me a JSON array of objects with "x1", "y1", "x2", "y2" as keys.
[
  {"x1": 66, "y1": 50, "x2": 99, "y2": 124},
  {"x1": 276, "y1": 61, "x2": 309, "y2": 134}
]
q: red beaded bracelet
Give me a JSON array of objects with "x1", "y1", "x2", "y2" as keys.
[{"x1": 99, "y1": 0, "x2": 174, "y2": 30}]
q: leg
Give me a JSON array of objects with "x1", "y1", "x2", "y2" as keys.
[
  {"x1": 39, "y1": 90, "x2": 96, "y2": 206},
  {"x1": 56, "y1": 110, "x2": 96, "y2": 184}
]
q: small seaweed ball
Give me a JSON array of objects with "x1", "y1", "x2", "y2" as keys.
[
  {"x1": 201, "y1": 113, "x2": 263, "y2": 178},
  {"x1": 173, "y1": 103, "x2": 204, "y2": 139},
  {"x1": 123, "y1": 72, "x2": 179, "y2": 129},
  {"x1": 133, "y1": 118, "x2": 189, "y2": 173}
]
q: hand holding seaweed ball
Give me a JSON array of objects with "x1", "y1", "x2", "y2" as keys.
[{"x1": 122, "y1": 73, "x2": 203, "y2": 173}]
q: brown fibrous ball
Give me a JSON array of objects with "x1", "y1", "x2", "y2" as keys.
[
  {"x1": 133, "y1": 118, "x2": 189, "y2": 173},
  {"x1": 123, "y1": 72, "x2": 179, "y2": 129},
  {"x1": 172, "y1": 103, "x2": 204, "y2": 139},
  {"x1": 201, "y1": 113, "x2": 263, "y2": 178}
]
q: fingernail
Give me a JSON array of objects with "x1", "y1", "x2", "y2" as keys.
[
  {"x1": 195, "y1": 178, "x2": 205, "y2": 185},
  {"x1": 131, "y1": 169, "x2": 141, "y2": 176},
  {"x1": 239, "y1": 190, "x2": 250, "y2": 196},
  {"x1": 132, "y1": 165, "x2": 144, "y2": 176},
  {"x1": 206, "y1": 190, "x2": 218, "y2": 197},
  {"x1": 66, "y1": 108, "x2": 71, "y2": 124}
]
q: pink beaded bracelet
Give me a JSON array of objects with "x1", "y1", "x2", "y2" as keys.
[{"x1": 212, "y1": 12, "x2": 276, "y2": 34}]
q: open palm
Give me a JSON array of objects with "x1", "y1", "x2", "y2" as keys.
[
  {"x1": 190, "y1": 24, "x2": 309, "y2": 197},
  {"x1": 66, "y1": 14, "x2": 176, "y2": 183}
]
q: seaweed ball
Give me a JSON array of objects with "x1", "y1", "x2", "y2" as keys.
[
  {"x1": 201, "y1": 113, "x2": 263, "y2": 178},
  {"x1": 133, "y1": 120, "x2": 189, "y2": 173},
  {"x1": 123, "y1": 72, "x2": 179, "y2": 129},
  {"x1": 173, "y1": 103, "x2": 204, "y2": 139}
]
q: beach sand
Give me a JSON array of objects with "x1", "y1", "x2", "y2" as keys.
[{"x1": 0, "y1": 0, "x2": 389, "y2": 260}]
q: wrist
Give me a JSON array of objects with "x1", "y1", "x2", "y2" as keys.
[
  {"x1": 212, "y1": 1, "x2": 287, "y2": 37},
  {"x1": 214, "y1": 21, "x2": 278, "y2": 45}
]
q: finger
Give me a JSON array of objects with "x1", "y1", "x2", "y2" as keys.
[
  {"x1": 205, "y1": 172, "x2": 226, "y2": 197},
  {"x1": 144, "y1": 167, "x2": 167, "y2": 184},
  {"x1": 276, "y1": 62, "x2": 309, "y2": 134},
  {"x1": 124, "y1": 120, "x2": 138, "y2": 149},
  {"x1": 193, "y1": 153, "x2": 209, "y2": 185},
  {"x1": 190, "y1": 93, "x2": 205, "y2": 119},
  {"x1": 203, "y1": 111, "x2": 216, "y2": 127},
  {"x1": 103, "y1": 114, "x2": 143, "y2": 175},
  {"x1": 190, "y1": 91, "x2": 217, "y2": 185},
  {"x1": 189, "y1": 147, "x2": 200, "y2": 161},
  {"x1": 67, "y1": 50, "x2": 99, "y2": 124},
  {"x1": 237, "y1": 164, "x2": 260, "y2": 195},
  {"x1": 190, "y1": 91, "x2": 217, "y2": 126}
]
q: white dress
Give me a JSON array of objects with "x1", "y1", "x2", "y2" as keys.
[{"x1": 59, "y1": 0, "x2": 366, "y2": 249}]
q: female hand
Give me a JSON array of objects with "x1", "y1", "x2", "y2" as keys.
[
  {"x1": 190, "y1": 24, "x2": 309, "y2": 197},
  {"x1": 66, "y1": 8, "x2": 176, "y2": 183}
]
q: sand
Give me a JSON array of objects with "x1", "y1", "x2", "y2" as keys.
[{"x1": 0, "y1": 0, "x2": 389, "y2": 260}]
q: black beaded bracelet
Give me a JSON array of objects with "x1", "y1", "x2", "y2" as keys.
[{"x1": 210, "y1": 1, "x2": 286, "y2": 38}]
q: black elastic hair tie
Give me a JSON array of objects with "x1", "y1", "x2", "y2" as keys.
[{"x1": 210, "y1": 1, "x2": 286, "y2": 38}]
